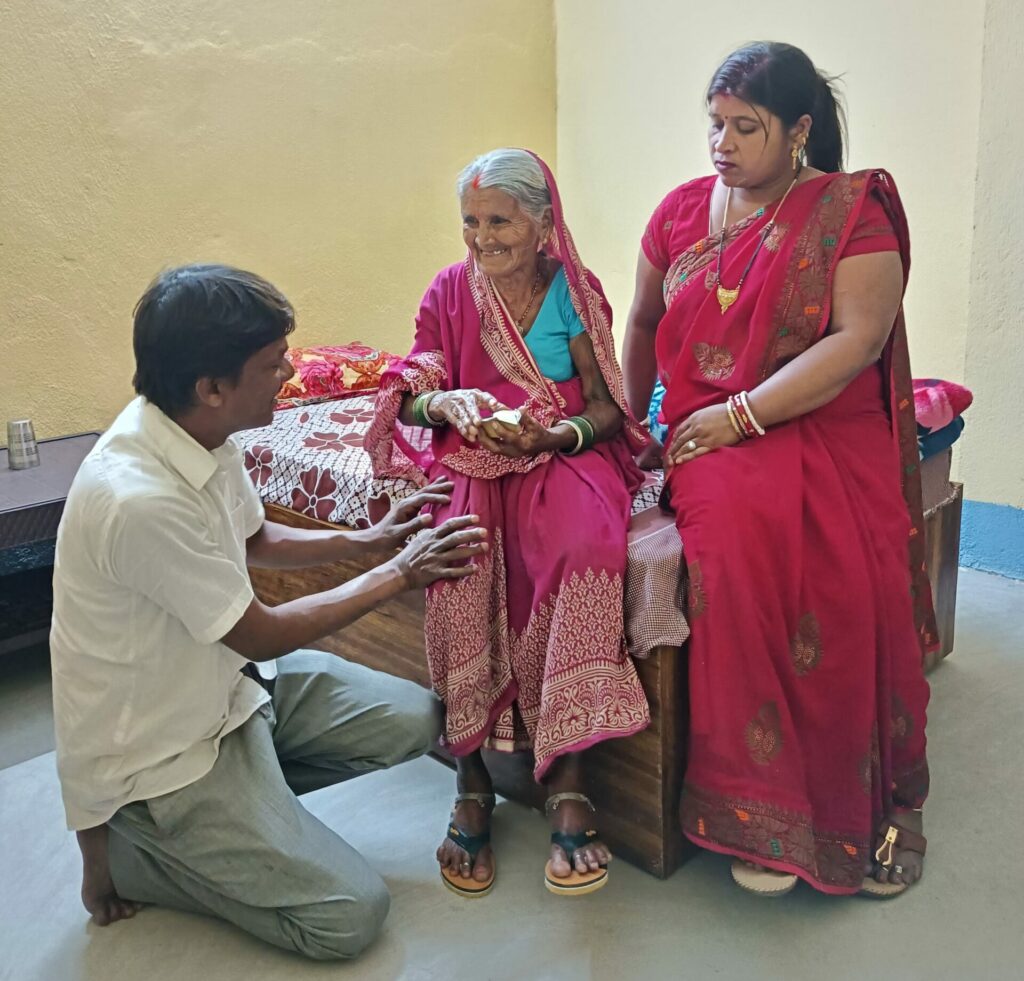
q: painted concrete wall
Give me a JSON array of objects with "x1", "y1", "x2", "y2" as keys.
[
  {"x1": 556, "y1": 0, "x2": 1024, "y2": 576},
  {"x1": 555, "y1": 0, "x2": 984, "y2": 390},
  {"x1": 957, "y1": 0, "x2": 1024, "y2": 576},
  {"x1": 3, "y1": 0, "x2": 1019, "y2": 575},
  {"x1": 1, "y1": 0, "x2": 556, "y2": 439}
]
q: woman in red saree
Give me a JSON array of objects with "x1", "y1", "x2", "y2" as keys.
[
  {"x1": 366, "y1": 148, "x2": 649, "y2": 897},
  {"x1": 623, "y1": 43, "x2": 935, "y2": 897}
]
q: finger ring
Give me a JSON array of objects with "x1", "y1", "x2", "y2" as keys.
[{"x1": 685, "y1": 439, "x2": 698, "y2": 452}]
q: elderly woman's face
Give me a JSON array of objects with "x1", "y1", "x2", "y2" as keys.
[{"x1": 461, "y1": 187, "x2": 546, "y2": 279}]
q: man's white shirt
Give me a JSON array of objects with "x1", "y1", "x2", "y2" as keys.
[{"x1": 51, "y1": 398, "x2": 269, "y2": 830}]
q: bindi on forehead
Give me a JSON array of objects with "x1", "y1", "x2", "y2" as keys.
[{"x1": 462, "y1": 188, "x2": 521, "y2": 215}]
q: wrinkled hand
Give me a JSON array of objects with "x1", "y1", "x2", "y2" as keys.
[
  {"x1": 476, "y1": 409, "x2": 557, "y2": 459},
  {"x1": 366, "y1": 478, "x2": 454, "y2": 551},
  {"x1": 395, "y1": 514, "x2": 488, "y2": 589},
  {"x1": 429, "y1": 389, "x2": 503, "y2": 442},
  {"x1": 666, "y1": 404, "x2": 740, "y2": 466}
]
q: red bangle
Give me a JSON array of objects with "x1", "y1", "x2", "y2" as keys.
[
  {"x1": 725, "y1": 398, "x2": 747, "y2": 439},
  {"x1": 729, "y1": 395, "x2": 757, "y2": 439}
]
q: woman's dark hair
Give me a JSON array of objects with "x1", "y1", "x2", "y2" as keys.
[
  {"x1": 707, "y1": 42, "x2": 846, "y2": 173},
  {"x1": 133, "y1": 264, "x2": 294, "y2": 416}
]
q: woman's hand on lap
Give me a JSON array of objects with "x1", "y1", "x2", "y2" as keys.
[{"x1": 667, "y1": 404, "x2": 741, "y2": 466}]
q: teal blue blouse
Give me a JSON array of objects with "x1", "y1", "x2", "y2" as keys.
[{"x1": 523, "y1": 267, "x2": 586, "y2": 382}]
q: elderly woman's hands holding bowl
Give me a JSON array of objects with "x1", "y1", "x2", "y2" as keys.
[
  {"x1": 476, "y1": 408, "x2": 562, "y2": 459},
  {"x1": 426, "y1": 388, "x2": 502, "y2": 441},
  {"x1": 426, "y1": 391, "x2": 564, "y2": 459}
]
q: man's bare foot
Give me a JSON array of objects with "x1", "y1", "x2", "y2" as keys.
[
  {"x1": 77, "y1": 825, "x2": 142, "y2": 926},
  {"x1": 435, "y1": 753, "x2": 494, "y2": 884},
  {"x1": 866, "y1": 810, "x2": 925, "y2": 888}
]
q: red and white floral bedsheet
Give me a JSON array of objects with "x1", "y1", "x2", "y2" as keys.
[{"x1": 240, "y1": 395, "x2": 664, "y2": 529}]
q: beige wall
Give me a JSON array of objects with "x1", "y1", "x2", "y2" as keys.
[
  {"x1": 1, "y1": 0, "x2": 556, "y2": 439},
  {"x1": 959, "y1": 0, "x2": 1024, "y2": 508},
  {"x1": 556, "y1": 0, "x2": 988, "y2": 479},
  {"x1": 4, "y1": 0, "x2": 1018, "y2": 513}
]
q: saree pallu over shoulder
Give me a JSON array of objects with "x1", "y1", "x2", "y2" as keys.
[
  {"x1": 364, "y1": 263, "x2": 558, "y2": 484},
  {"x1": 758, "y1": 170, "x2": 905, "y2": 380},
  {"x1": 658, "y1": 169, "x2": 937, "y2": 662},
  {"x1": 365, "y1": 151, "x2": 647, "y2": 485}
]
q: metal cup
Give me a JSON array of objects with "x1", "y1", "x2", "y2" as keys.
[{"x1": 7, "y1": 419, "x2": 40, "y2": 470}]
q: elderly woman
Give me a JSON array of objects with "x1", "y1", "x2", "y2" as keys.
[
  {"x1": 366, "y1": 148, "x2": 649, "y2": 897},
  {"x1": 623, "y1": 43, "x2": 935, "y2": 898}
]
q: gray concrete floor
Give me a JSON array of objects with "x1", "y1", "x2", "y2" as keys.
[
  {"x1": 0, "y1": 642, "x2": 54, "y2": 769},
  {"x1": 1, "y1": 568, "x2": 1022, "y2": 981}
]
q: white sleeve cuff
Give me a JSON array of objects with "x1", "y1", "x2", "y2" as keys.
[{"x1": 193, "y1": 584, "x2": 255, "y2": 646}]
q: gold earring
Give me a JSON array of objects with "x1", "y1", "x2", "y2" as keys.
[{"x1": 792, "y1": 137, "x2": 807, "y2": 171}]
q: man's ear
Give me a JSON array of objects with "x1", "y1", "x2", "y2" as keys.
[{"x1": 194, "y1": 376, "x2": 225, "y2": 409}]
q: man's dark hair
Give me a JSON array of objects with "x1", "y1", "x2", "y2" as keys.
[{"x1": 132, "y1": 264, "x2": 295, "y2": 416}]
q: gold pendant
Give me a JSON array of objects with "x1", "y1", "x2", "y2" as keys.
[{"x1": 717, "y1": 284, "x2": 740, "y2": 314}]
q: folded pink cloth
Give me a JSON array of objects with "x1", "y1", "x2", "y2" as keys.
[{"x1": 913, "y1": 378, "x2": 973, "y2": 432}]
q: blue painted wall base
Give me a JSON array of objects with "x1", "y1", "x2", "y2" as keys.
[{"x1": 961, "y1": 499, "x2": 1024, "y2": 580}]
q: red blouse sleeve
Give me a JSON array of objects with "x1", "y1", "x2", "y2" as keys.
[
  {"x1": 842, "y1": 188, "x2": 900, "y2": 257},
  {"x1": 641, "y1": 188, "x2": 687, "y2": 272}
]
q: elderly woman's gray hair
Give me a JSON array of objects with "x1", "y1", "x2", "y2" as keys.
[{"x1": 456, "y1": 148, "x2": 552, "y2": 224}]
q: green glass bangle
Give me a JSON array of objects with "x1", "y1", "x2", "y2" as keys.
[
  {"x1": 413, "y1": 391, "x2": 443, "y2": 428},
  {"x1": 560, "y1": 418, "x2": 585, "y2": 455},
  {"x1": 570, "y1": 415, "x2": 595, "y2": 450},
  {"x1": 411, "y1": 393, "x2": 427, "y2": 427}
]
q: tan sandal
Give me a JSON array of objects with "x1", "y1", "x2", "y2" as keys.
[
  {"x1": 859, "y1": 818, "x2": 927, "y2": 898},
  {"x1": 439, "y1": 793, "x2": 496, "y2": 898},
  {"x1": 543, "y1": 793, "x2": 609, "y2": 896},
  {"x1": 730, "y1": 859, "x2": 799, "y2": 897}
]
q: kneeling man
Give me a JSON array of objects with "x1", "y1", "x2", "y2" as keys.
[{"x1": 51, "y1": 265, "x2": 486, "y2": 960}]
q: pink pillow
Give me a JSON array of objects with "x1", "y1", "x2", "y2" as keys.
[{"x1": 912, "y1": 379, "x2": 973, "y2": 432}]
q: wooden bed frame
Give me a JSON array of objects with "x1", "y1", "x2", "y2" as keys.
[
  {"x1": 249, "y1": 504, "x2": 689, "y2": 878},
  {"x1": 248, "y1": 483, "x2": 962, "y2": 878}
]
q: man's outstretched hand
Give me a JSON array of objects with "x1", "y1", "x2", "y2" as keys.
[{"x1": 365, "y1": 479, "x2": 456, "y2": 552}]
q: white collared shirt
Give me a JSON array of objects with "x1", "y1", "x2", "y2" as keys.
[{"x1": 51, "y1": 398, "x2": 269, "y2": 830}]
